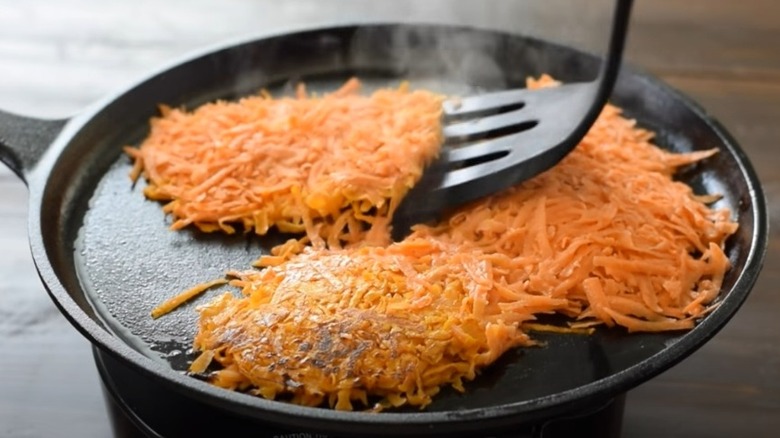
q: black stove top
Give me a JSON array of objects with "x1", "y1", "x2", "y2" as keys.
[{"x1": 94, "y1": 347, "x2": 624, "y2": 438}]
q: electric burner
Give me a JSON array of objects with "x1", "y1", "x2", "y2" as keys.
[{"x1": 94, "y1": 347, "x2": 625, "y2": 438}]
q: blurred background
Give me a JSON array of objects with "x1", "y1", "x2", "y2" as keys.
[{"x1": 0, "y1": 1, "x2": 778, "y2": 437}]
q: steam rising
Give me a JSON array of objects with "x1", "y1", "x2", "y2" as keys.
[{"x1": 219, "y1": 0, "x2": 614, "y2": 98}]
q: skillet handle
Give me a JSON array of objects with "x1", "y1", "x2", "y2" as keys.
[{"x1": 0, "y1": 109, "x2": 68, "y2": 184}]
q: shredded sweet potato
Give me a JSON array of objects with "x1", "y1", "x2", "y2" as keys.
[
  {"x1": 144, "y1": 75, "x2": 737, "y2": 411},
  {"x1": 125, "y1": 78, "x2": 443, "y2": 248},
  {"x1": 150, "y1": 278, "x2": 227, "y2": 319},
  {"x1": 409, "y1": 76, "x2": 738, "y2": 332},
  {"x1": 193, "y1": 239, "x2": 557, "y2": 410}
]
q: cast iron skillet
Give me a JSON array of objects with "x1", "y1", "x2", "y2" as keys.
[{"x1": 0, "y1": 24, "x2": 768, "y2": 437}]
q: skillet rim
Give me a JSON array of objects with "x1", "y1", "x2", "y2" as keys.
[{"x1": 22, "y1": 23, "x2": 768, "y2": 435}]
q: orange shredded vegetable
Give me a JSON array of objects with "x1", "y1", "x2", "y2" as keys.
[
  {"x1": 125, "y1": 78, "x2": 443, "y2": 248},
  {"x1": 150, "y1": 278, "x2": 227, "y2": 319},
  {"x1": 143, "y1": 75, "x2": 737, "y2": 411},
  {"x1": 409, "y1": 76, "x2": 737, "y2": 333},
  {"x1": 193, "y1": 240, "x2": 551, "y2": 410}
]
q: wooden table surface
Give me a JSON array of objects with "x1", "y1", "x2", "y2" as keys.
[{"x1": 0, "y1": 1, "x2": 778, "y2": 437}]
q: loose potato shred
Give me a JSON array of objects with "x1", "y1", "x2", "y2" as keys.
[
  {"x1": 150, "y1": 278, "x2": 227, "y2": 319},
  {"x1": 134, "y1": 77, "x2": 737, "y2": 411}
]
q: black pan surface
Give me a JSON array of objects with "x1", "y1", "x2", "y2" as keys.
[{"x1": 3, "y1": 24, "x2": 766, "y2": 436}]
